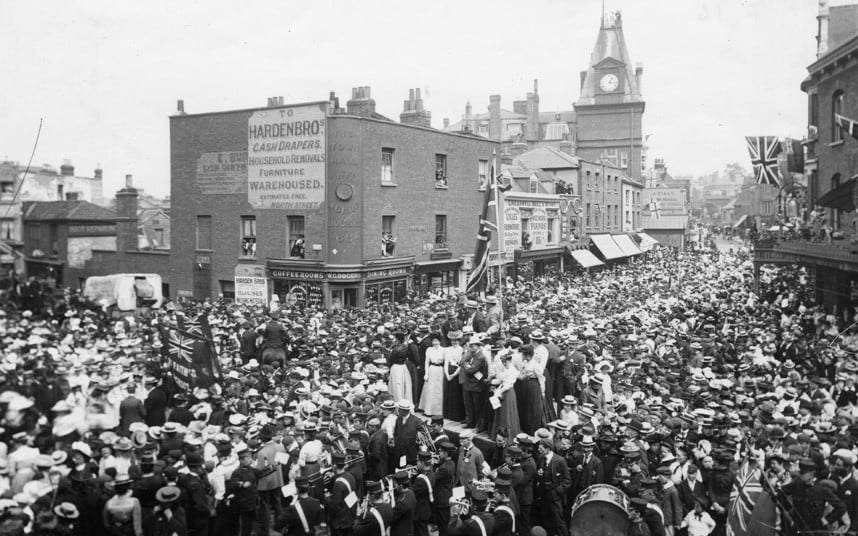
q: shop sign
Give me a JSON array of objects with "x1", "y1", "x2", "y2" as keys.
[
  {"x1": 530, "y1": 208, "x2": 549, "y2": 248},
  {"x1": 234, "y1": 276, "x2": 268, "y2": 304},
  {"x1": 195, "y1": 255, "x2": 211, "y2": 264},
  {"x1": 196, "y1": 151, "x2": 247, "y2": 194},
  {"x1": 235, "y1": 264, "x2": 267, "y2": 278},
  {"x1": 503, "y1": 206, "x2": 521, "y2": 252},
  {"x1": 68, "y1": 224, "x2": 116, "y2": 236},
  {"x1": 506, "y1": 198, "x2": 558, "y2": 209},
  {"x1": 247, "y1": 104, "x2": 326, "y2": 210},
  {"x1": 270, "y1": 269, "x2": 324, "y2": 281},
  {"x1": 328, "y1": 272, "x2": 361, "y2": 281},
  {"x1": 366, "y1": 267, "x2": 409, "y2": 280}
]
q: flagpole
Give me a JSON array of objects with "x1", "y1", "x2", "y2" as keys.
[{"x1": 492, "y1": 149, "x2": 505, "y2": 334}]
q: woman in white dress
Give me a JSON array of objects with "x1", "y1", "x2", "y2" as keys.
[{"x1": 418, "y1": 336, "x2": 445, "y2": 416}]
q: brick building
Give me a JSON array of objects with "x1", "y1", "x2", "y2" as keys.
[
  {"x1": 574, "y1": 11, "x2": 645, "y2": 181},
  {"x1": 1, "y1": 160, "x2": 105, "y2": 273},
  {"x1": 755, "y1": 0, "x2": 858, "y2": 314},
  {"x1": 168, "y1": 89, "x2": 498, "y2": 307}
]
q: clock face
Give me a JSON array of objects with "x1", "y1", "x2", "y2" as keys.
[{"x1": 599, "y1": 73, "x2": 619, "y2": 92}]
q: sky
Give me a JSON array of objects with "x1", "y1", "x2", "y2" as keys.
[{"x1": 0, "y1": 0, "x2": 819, "y2": 198}]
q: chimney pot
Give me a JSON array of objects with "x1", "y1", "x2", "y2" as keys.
[
  {"x1": 533, "y1": 79, "x2": 538, "y2": 93},
  {"x1": 443, "y1": 118, "x2": 450, "y2": 129},
  {"x1": 415, "y1": 88, "x2": 421, "y2": 101},
  {"x1": 125, "y1": 174, "x2": 133, "y2": 188},
  {"x1": 177, "y1": 99, "x2": 184, "y2": 113},
  {"x1": 94, "y1": 166, "x2": 103, "y2": 179}
]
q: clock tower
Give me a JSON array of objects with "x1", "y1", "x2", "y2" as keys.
[{"x1": 574, "y1": 11, "x2": 645, "y2": 179}]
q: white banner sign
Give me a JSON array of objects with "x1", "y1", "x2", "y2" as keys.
[
  {"x1": 234, "y1": 276, "x2": 268, "y2": 304},
  {"x1": 503, "y1": 206, "x2": 521, "y2": 251},
  {"x1": 247, "y1": 104, "x2": 326, "y2": 210},
  {"x1": 530, "y1": 208, "x2": 548, "y2": 247}
]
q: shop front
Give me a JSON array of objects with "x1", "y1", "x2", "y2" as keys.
[
  {"x1": 512, "y1": 247, "x2": 566, "y2": 279},
  {"x1": 499, "y1": 193, "x2": 564, "y2": 280},
  {"x1": 413, "y1": 259, "x2": 463, "y2": 296},
  {"x1": 267, "y1": 257, "x2": 414, "y2": 309}
]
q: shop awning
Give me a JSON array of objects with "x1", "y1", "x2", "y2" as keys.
[
  {"x1": 636, "y1": 232, "x2": 659, "y2": 252},
  {"x1": 732, "y1": 214, "x2": 749, "y2": 229},
  {"x1": 612, "y1": 234, "x2": 642, "y2": 256},
  {"x1": 569, "y1": 249, "x2": 604, "y2": 268},
  {"x1": 589, "y1": 234, "x2": 626, "y2": 260},
  {"x1": 816, "y1": 178, "x2": 857, "y2": 211},
  {"x1": 414, "y1": 258, "x2": 462, "y2": 273}
]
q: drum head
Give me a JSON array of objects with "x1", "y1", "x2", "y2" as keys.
[{"x1": 570, "y1": 485, "x2": 630, "y2": 536}]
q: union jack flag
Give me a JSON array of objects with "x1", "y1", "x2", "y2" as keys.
[
  {"x1": 466, "y1": 170, "x2": 511, "y2": 294},
  {"x1": 168, "y1": 330, "x2": 194, "y2": 367},
  {"x1": 178, "y1": 312, "x2": 207, "y2": 339},
  {"x1": 727, "y1": 461, "x2": 780, "y2": 536},
  {"x1": 745, "y1": 136, "x2": 782, "y2": 187}
]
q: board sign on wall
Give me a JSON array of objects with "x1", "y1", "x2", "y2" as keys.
[
  {"x1": 503, "y1": 206, "x2": 521, "y2": 251},
  {"x1": 196, "y1": 151, "x2": 248, "y2": 194},
  {"x1": 234, "y1": 276, "x2": 268, "y2": 304},
  {"x1": 530, "y1": 208, "x2": 548, "y2": 247},
  {"x1": 247, "y1": 104, "x2": 326, "y2": 210}
]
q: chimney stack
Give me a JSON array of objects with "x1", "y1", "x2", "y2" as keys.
[
  {"x1": 488, "y1": 95, "x2": 502, "y2": 141},
  {"x1": 60, "y1": 159, "x2": 74, "y2": 177},
  {"x1": 400, "y1": 87, "x2": 432, "y2": 128},
  {"x1": 346, "y1": 86, "x2": 376, "y2": 117},
  {"x1": 116, "y1": 174, "x2": 139, "y2": 252},
  {"x1": 526, "y1": 79, "x2": 540, "y2": 141},
  {"x1": 818, "y1": 0, "x2": 830, "y2": 57}
]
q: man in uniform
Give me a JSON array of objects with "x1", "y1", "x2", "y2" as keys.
[
  {"x1": 225, "y1": 444, "x2": 272, "y2": 536},
  {"x1": 328, "y1": 452, "x2": 357, "y2": 536},
  {"x1": 413, "y1": 451, "x2": 436, "y2": 536},
  {"x1": 177, "y1": 453, "x2": 215, "y2": 536},
  {"x1": 275, "y1": 476, "x2": 322, "y2": 536},
  {"x1": 515, "y1": 436, "x2": 536, "y2": 536},
  {"x1": 354, "y1": 481, "x2": 393, "y2": 536},
  {"x1": 434, "y1": 443, "x2": 457, "y2": 536},
  {"x1": 391, "y1": 469, "x2": 416, "y2": 536},
  {"x1": 449, "y1": 489, "x2": 495, "y2": 536},
  {"x1": 256, "y1": 425, "x2": 285, "y2": 536},
  {"x1": 492, "y1": 481, "x2": 516, "y2": 536}
]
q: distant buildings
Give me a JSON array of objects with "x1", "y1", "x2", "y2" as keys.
[
  {"x1": 0, "y1": 160, "x2": 105, "y2": 273},
  {"x1": 444, "y1": 11, "x2": 645, "y2": 181}
]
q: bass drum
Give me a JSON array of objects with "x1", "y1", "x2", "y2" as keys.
[{"x1": 569, "y1": 484, "x2": 630, "y2": 536}]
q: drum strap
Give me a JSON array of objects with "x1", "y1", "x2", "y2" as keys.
[
  {"x1": 473, "y1": 516, "x2": 488, "y2": 536},
  {"x1": 294, "y1": 500, "x2": 311, "y2": 535},
  {"x1": 495, "y1": 505, "x2": 515, "y2": 533},
  {"x1": 370, "y1": 507, "x2": 389, "y2": 536},
  {"x1": 336, "y1": 477, "x2": 353, "y2": 496},
  {"x1": 647, "y1": 503, "x2": 665, "y2": 525},
  {"x1": 417, "y1": 474, "x2": 434, "y2": 503}
]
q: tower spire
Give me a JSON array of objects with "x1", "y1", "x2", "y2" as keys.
[{"x1": 601, "y1": 0, "x2": 606, "y2": 28}]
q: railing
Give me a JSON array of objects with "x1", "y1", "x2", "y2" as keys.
[{"x1": 754, "y1": 233, "x2": 858, "y2": 264}]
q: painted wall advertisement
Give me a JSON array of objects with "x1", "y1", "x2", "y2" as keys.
[
  {"x1": 196, "y1": 151, "x2": 248, "y2": 194},
  {"x1": 247, "y1": 104, "x2": 326, "y2": 210},
  {"x1": 234, "y1": 276, "x2": 268, "y2": 304},
  {"x1": 530, "y1": 208, "x2": 548, "y2": 248},
  {"x1": 502, "y1": 206, "x2": 521, "y2": 251},
  {"x1": 642, "y1": 187, "x2": 688, "y2": 216}
]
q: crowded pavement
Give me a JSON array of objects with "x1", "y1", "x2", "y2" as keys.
[{"x1": 0, "y1": 244, "x2": 855, "y2": 536}]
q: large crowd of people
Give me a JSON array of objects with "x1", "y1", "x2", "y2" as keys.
[{"x1": 0, "y1": 244, "x2": 857, "y2": 536}]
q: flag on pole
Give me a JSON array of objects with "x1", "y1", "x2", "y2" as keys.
[
  {"x1": 166, "y1": 327, "x2": 221, "y2": 389},
  {"x1": 173, "y1": 310, "x2": 223, "y2": 385},
  {"x1": 466, "y1": 173, "x2": 501, "y2": 294},
  {"x1": 726, "y1": 461, "x2": 780, "y2": 536},
  {"x1": 745, "y1": 136, "x2": 782, "y2": 186},
  {"x1": 836, "y1": 113, "x2": 858, "y2": 140}
]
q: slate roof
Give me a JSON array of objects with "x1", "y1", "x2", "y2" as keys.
[{"x1": 24, "y1": 201, "x2": 116, "y2": 222}]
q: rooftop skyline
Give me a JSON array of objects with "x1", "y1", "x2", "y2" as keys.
[{"x1": 0, "y1": 0, "x2": 818, "y2": 197}]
